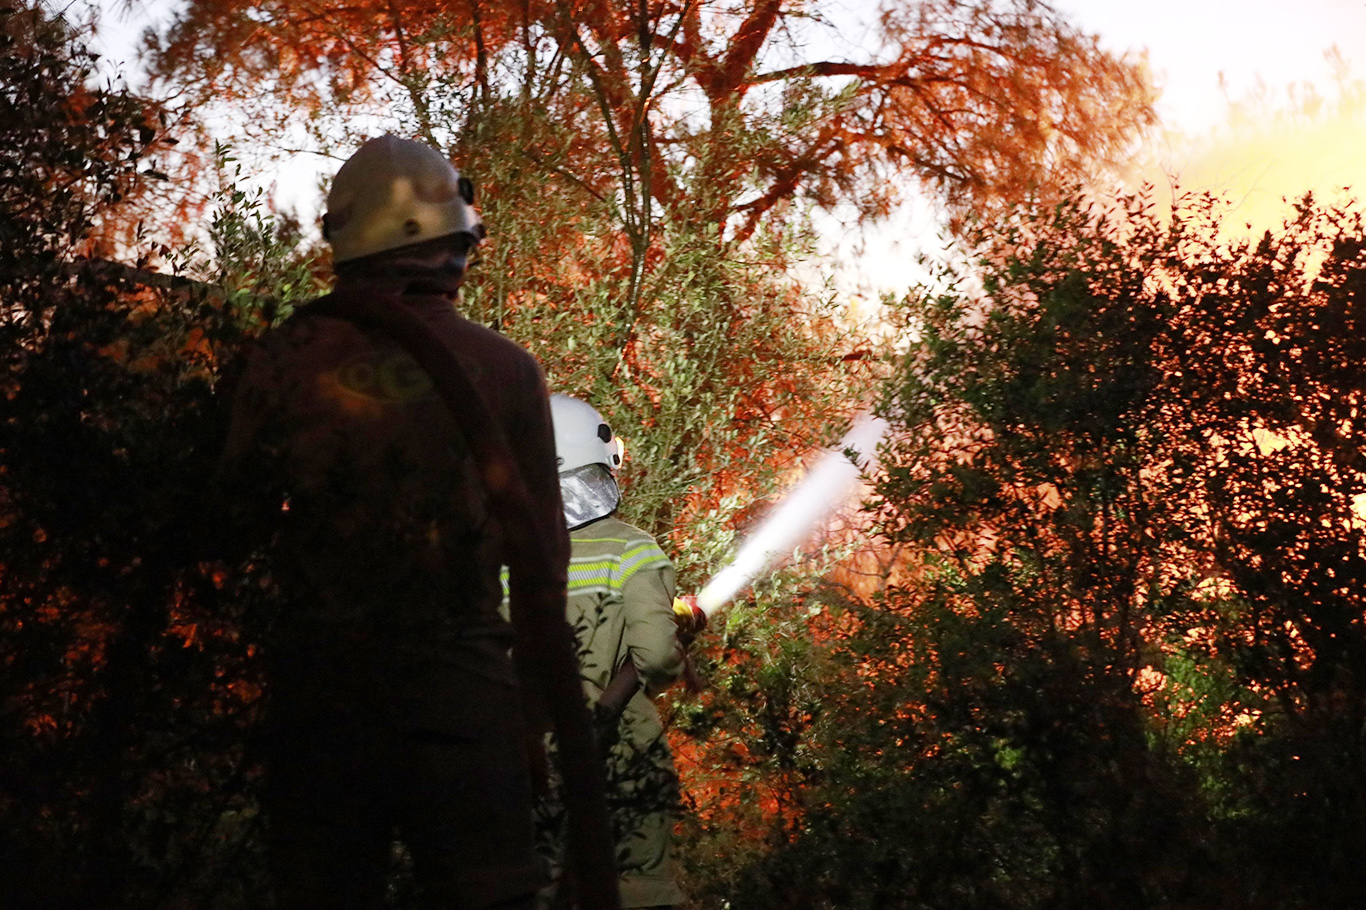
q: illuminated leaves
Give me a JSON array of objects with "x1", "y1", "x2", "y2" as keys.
[
  {"x1": 147, "y1": 0, "x2": 1152, "y2": 239},
  {"x1": 843, "y1": 191, "x2": 1366, "y2": 908}
]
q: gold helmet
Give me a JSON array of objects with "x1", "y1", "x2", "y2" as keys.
[{"x1": 323, "y1": 135, "x2": 484, "y2": 264}]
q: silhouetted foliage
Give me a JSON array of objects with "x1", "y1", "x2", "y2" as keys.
[
  {"x1": 682, "y1": 193, "x2": 1366, "y2": 909},
  {"x1": 0, "y1": 6, "x2": 320, "y2": 905},
  {"x1": 6, "y1": 1, "x2": 1365, "y2": 907}
]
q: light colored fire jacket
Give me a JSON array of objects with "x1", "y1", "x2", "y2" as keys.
[{"x1": 542, "y1": 516, "x2": 687, "y2": 908}]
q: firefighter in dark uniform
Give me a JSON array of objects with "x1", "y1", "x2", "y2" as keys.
[{"x1": 221, "y1": 135, "x2": 599, "y2": 910}]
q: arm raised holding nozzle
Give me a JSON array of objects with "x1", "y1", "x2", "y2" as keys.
[
  {"x1": 600, "y1": 413, "x2": 889, "y2": 722},
  {"x1": 597, "y1": 595, "x2": 705, "y2": 716},
  {"x1": 541, "y1": 395, "x2": 691, "y2": 909}
]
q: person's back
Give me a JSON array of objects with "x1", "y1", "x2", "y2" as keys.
[
  {"x1": 537, "y1": 396, "x2": 687, "y2": 909},
  {"x1": 231, "y1": 290, "x2": 563, "y2": 680},
  {"x1": 565, "y1": 515, "x2": 683, "y2": 712},
  {"x1": 220, "y1": 135, "x2": 572, "y2": 910},
  {"x1": 565, "y1": 515, "x2": 686, "y2": 908},
  {"x1": 226, "y1": 295, "x2": 554, "y2": 655}
]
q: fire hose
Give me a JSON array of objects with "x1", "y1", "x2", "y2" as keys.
[{"x1": 596, "y1": 596, "x2": 707, "y2": 716}]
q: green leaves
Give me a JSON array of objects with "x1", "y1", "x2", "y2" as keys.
[
  {"x1": 678, "y1": 189, "x2": 1366, "y2": 909},
  {"x1": 0, "y1": 9, "x2": 283, "y2": 904}
]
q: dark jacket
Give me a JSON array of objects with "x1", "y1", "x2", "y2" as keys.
[{"x1": 221, "y1": 290, "x2": 569, "y2": 729}]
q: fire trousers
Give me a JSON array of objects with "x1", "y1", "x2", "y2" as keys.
[{"x1": 262, "y1": 650, "x2": 545, "y2": 909}]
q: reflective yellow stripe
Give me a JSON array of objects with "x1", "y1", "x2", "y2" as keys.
[
  {"x1": 617, "y1": 542, "x2": 670, "y2": 586},
  {"x1": 502, "y1": 529, "x2": 670, "y2": 602}
]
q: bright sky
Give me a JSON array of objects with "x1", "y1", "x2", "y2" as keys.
[
  {"x1": 843, "y1": 0, "x2": 1366, "y2": 300},
  {"x1": 87, "y1": 0, "x2": 1366, "y2": 297},
  {"x1": 1066, "y1": 0, "x2": 1366, "y2": 233},
  {"x1": 1060, "y1": 0, "x2": 1366, "y2": 132}
]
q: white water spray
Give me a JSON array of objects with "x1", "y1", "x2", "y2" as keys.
[{"x1": 694, "y1": 414, "x2": 889, "y2": 618}]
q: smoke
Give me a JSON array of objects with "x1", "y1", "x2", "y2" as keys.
[{"x1": 695, "y1": 414, "x2": 889, "y2": 618}]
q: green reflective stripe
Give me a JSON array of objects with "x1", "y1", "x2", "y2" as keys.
[
  {"x1": 567, "y1": 569, "x2": 614, "y2": 583},
  {"x1": 568, "y1": 557, "x2": 615, "y2": 580},
  {"x1": 619, "y1": 541, "x2": 666, "y2": 566},
  {"x1": 617, "y1": 542, "x2": 670, "y2": 586},
  {"x1": 503, "y1": 523, "x2": 674, "y2": 609},
  {"x1": 561, "y1": 543, "x2": 669, "y2": 594},
  {"x1": 618, "y1": 559, "x2": 669, "y2": 587},
  {"x1": 566, "y1": 553, "x2": 613, "y2": 595}
]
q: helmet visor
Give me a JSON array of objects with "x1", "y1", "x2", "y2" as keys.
[{"x1": 560, "y1": 464, "x2": 620, "y2": 530}]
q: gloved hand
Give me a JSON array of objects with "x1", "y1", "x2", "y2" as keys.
[
  {"x1": 672, "y1": 594, "x2": 707, "y2": 692},
  {"x1": 672, "y1": 594, "x2": 707, "y2": 645}
]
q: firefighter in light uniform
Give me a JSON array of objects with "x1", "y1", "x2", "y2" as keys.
[
  {"x1": 221, "y1": 135, "x2": 574, "y2": 910},
  {"x1": 539, "y1": 394, "x2": 687, "y2": 908}
]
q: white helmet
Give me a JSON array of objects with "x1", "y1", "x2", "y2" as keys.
[
  {"x1": 550, "y1": 394, "x2": 623, "y2": 529},
  {"x1": 323, "y1": 135, "x2": 484, "y2": 264},
  {"x1": 550, "y1": 394, "x2": 622, "y2": 474}
]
